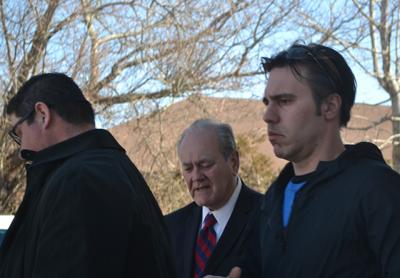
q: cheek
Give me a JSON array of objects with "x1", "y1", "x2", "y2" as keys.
[
  {"x1": 207, "y1": 169, "x2": 226, "y2": 189},
  {"x1": 286, "y1": 110, "x2": 315, "y2": 131},
  {"x1": 20, "y1": 136, "x2": 34, "y2": 150},
  {"x1": 205, "y1": 169, "x2": 219, "y2": 183},
  {"x1": 182, "y1": 173, "x2": 192, "y2": 186},
  {"x1": 20, "y1": 125, "x2": 43, "y2": 151},
  {"x1": 21, "y1": 137, "x2": 42, "y2": 152}
]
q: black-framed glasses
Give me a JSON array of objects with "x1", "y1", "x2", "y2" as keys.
[{"x1": 8, "y1": 109, "x2": 35, "y2": 145}]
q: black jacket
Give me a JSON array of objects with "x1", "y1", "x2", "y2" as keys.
[
  {"x1": 0, "y1": 129, "x2": 175, "y2": 278},
  {"x1": 243, "y1": 142, "x2": 400, "y2": 278},
  {"x1": 165, "y1": 183, "x2": 261, "y2": 278}
]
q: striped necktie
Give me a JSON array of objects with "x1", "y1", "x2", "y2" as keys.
[{"x1": 193, "y1": 213, "x2": 217, "y2": 278}]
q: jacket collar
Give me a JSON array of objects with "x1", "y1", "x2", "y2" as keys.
[
  {"x1": 272, "y1": 142, "x2": 385, "y2": 195},
  {"x1": 261, "y1": 142, "x2": 386, "y2": 228},
  {"x1": 23, "y1": 129, "x2": 125, "y2": 165}
]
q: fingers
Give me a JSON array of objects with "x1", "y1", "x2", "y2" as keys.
[
  {"x1": 202, "y1": 266, "x2": 242, "y2": 278},
  {"x1": 228, "y1": 266, "x2": 242, "y2": 278}
]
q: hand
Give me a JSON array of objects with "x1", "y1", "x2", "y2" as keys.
[{"x1": 203, "y1": 266, "x2": 241, "y2": 278}]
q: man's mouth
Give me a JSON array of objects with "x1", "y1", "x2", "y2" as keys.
[
  {"x1": 194, "y1": 185, "x2": 210, "y2": 192},
  {"x1": 268, "y1": 131, "x2": 283, "y2": 140}
]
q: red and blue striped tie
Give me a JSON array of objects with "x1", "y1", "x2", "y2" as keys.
[{"x1": 193, "y1": 213, "x2": 217, "y2": 278}]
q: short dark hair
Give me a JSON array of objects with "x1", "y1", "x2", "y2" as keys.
[
  {"x1": 6, "y1": 73, "x2": 95, "y2": 125},
  {"x1": 178, "y1": 118, "x2": 237, "y2": 160},
  {"x1": 261, "y1": 42, "x2": 356, "y2": 127}
]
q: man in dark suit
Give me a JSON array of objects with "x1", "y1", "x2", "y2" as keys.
[{"x1": 165, "y1": 118, "x2": 262, "y2": 278}]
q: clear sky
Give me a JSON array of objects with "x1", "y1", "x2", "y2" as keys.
[{"x1": 354, "y1": 68, "x2": 389, "y2": 105}]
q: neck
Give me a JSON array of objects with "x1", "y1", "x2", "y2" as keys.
[
  {"x1": 47, "y1": 122, "x2": 95, "y2": 147},
  {"x1": 293, "y1": 132, "x2": 345, "y2": 176},
  {"x1": 63, "y1": 123, "x2": 95, "y2": 139}
]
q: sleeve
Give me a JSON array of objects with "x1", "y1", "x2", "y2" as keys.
[
  {"x1": 32, "y1": 165, "x2": 133, "y2": 278},
  {"x1": 361, "y1": 168, "x2": 400, "y2": 278},
  {"x1": 240, "y1": 205, "x2": 262, "y2": 278}
]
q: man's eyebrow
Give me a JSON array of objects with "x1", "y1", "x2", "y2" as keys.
[
  {"x1": 267, "y1": 93, "x2": 296, "y2": 101},
  {"x1": 181, "y1": 158, "x2": 212, "y2": 165},
  {"x1": 263, "y1": 92, "x2": 295, "y2": 104},
  {"x1": 272, "y1": 92, "x2": 295, "y2": 98}
]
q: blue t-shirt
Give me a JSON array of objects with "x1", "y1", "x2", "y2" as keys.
[
  {"x1": 282, "y1": 162, "x2": 334, "y2": 227},
  {"x1": 282, "y1": 180, "x2": 305, "y2": 227}
]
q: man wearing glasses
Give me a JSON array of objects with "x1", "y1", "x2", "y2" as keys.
[
  {"x1": 214, "y1": 43, "x2": 400, "y2": 278},
  {"x1": 0, "y1": 73, "x2": 175, "y2": 278}
]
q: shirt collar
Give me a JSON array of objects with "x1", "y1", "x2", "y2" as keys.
[{"x1": 201, "y1": 176, "x2": 242, "y2": 230}]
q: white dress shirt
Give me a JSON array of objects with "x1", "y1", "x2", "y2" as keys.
[{"x1": 201, "y1": 176, "x2": 242, "y2": 241}]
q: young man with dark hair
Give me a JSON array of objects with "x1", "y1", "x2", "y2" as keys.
[
  {"x1": 0, "y1": 73, "x2": 175, "y2": 278},
  {"x1": 215, "y1": 43, "x2": 400, "y2": 278},
  {"x1": 257, "y1": 43, "x2": 400, "y2": 277}
]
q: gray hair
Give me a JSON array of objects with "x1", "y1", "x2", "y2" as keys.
[{"x1": 177, "y1": 118, "x2": 237, "y2": 160}]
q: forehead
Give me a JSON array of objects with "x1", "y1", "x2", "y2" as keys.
[
  {"x1": 264, "y1": 66, "x2": 311, "y2": 98},
  {"x1": 178, "y1": 128, "x2": 221, "y2": 160}
]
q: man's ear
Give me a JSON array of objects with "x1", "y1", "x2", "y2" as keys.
[
  {"x1": 322, "y1": 93, "x2": 342, "y2": 122},
  {"x1": 34, "y1": 102, "x2": 52, "y2": 129}
]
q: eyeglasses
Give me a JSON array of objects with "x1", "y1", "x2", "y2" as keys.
[{"x1": 8, "y1": 109, "x2": 35, "y2": 145}]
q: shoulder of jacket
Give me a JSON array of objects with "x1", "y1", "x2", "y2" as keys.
[{"x1": 165, "y1": 202, "x2": 198, "y2": 220}]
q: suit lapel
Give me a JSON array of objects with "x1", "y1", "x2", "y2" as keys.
[
  {"x1": 183, "y1": 205, "x2": 201, "y2": 278},
  {"x1": 204, "y1": 184, "x2": 254, "y2": 274}
]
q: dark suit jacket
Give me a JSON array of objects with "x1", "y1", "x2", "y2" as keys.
[{"x1": 165, "y1": 182, "x2": 262, "y2": 278}]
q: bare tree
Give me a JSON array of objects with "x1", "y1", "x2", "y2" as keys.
[
  {"x1": 296, "y1": 0, "x2": 400, "y2": 172},
  {"x1": 0, "y1": 0, "x2": 296, "y2": 212}
]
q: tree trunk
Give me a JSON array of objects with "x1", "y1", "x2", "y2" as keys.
[{"x1": 392, "y1": 93, "x2": 400, "y2": 173}]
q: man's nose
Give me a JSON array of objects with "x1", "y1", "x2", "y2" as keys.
[
  {"x1": 192, "y1": 167, "x2": 204, "y2": 181},
  {"x1": 263, "y1": 104, "x2": 279, "y2": 124}
]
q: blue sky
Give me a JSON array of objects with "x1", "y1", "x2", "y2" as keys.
[{"x1": 354, "y1": 68, "x2": 389, "y2": 105}]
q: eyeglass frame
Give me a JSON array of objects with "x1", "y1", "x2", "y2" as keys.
[{"x1": 8, "y1": 109, "x2": 35, "y2": 145}]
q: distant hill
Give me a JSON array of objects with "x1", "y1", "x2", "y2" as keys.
[
  {"x1": 111, "y1": 95, "x2": 392, "y2": 170},
  {"x1": 110, "y1": 96, "x2": 393, "y2": 213}
]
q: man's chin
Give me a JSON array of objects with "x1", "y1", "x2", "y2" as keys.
[
  {"x1": 273, "y1": 147, "x2": 288, "y2": 161},
  {"x1": 194, "y1": 196, "x2": 212, "y2": 208}
]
